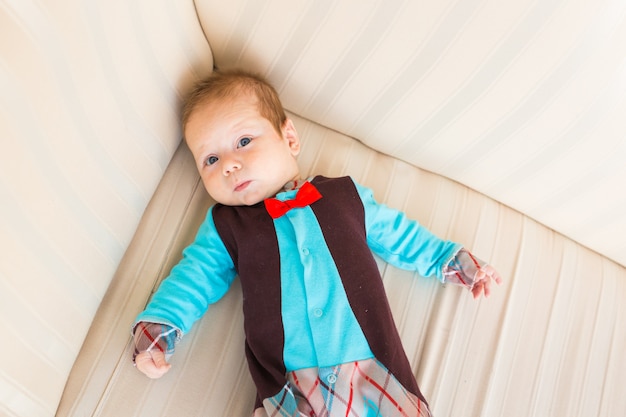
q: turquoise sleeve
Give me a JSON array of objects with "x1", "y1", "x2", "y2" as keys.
[
  {"x1": 353, "y1": 180, "x2": 462, "y2": 282},
  {"x1": 134, "y1": 206, "x2": 237, "y2": 334}
]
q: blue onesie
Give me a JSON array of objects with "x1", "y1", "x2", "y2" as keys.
[{"x1": 134, "y1": 175, "x2": 483, "y2": 416}]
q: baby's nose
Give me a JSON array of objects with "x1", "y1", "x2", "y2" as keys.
[{"x1": 222, "y1": 158, "x2": 242, "y2": 175}]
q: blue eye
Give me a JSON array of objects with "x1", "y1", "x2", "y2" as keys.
[
  {"x1": 238, "y1": 137, "x2": 252, "y2": 148},
  {"x1": 205, "y1": 155, "x2": 219, "y2": 166}
]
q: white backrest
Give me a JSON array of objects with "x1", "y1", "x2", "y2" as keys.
[
  {"x1": 0, "y1": 1, "x2": 212, "y2": 415},
  {"x1": 195, "y1": 0, "x2": 626, "y2": 268}
]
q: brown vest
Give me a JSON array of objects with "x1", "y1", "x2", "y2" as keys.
[{"x1": 211, "y1": 176, "x2": 427, "y2": 408}]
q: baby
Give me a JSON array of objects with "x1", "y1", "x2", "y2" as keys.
[{"x1": 133, "y1": 69, "x2": 502, "y2": 417}]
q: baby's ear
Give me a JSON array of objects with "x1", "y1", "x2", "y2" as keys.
[{"x1": 282, "y1": 118, "x2": 301, "y2": 155}]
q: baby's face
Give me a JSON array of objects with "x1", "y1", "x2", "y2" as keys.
[{"x1": 185, "y1": 93, "x2": 301, "y2": 206}]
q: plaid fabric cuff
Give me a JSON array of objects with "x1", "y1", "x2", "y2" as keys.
[
  {"x1": 132, "y1": 322, "x2": 179, "y2": 363},
  {"x1": 442, "y1": 248, "x2": 486, "y2": 290}
]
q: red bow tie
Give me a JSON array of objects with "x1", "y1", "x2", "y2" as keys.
[{"x1": 264, "y1": 181, "x2": 322, "y2": 219}]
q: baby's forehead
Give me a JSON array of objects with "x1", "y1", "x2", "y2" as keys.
[
  {"x1": 191, "y1": 96, "x2": 267, "y2": 134},
  {"x1": 199, "y1": 90, "x2": 259, "y2": 115}
]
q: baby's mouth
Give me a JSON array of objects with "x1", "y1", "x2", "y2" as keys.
[{"x1": 234, "y1": 180, "x2": 251, "y2": 192}]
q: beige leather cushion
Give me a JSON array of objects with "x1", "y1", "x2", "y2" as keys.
[
  {"x1": 58, "y1": 114, "x2": 626, "y2": 416},
  {"x1": 0, "y1": 1, "x2": 211, "y2": 415}
]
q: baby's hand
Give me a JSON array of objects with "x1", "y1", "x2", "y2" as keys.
[
  {"x1": 471, "y1": 265, "x2": 503, "y2": 299},
  {"x1": 135, "y1": 350, "x2": 172, "y2": 379}
]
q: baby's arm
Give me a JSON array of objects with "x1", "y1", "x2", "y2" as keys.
[
  {"x1": 131, "y1": 207, "x2": 238, "y2": 377},
  {"x1": 352, "y1": 179, "x2": 503, "y2": 296},
  {"x1": 132, "y1": 322, "x2": 178, "y2": 379}
]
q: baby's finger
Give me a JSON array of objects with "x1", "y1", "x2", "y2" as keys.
[
  {"x1": 483, "y1": 275, "x2": 492, "y2": 297},
  {"x1": 135, "y1": 351, "x2": 171, "y2": 379},
  {"x1": 474, "y1": 268, "x2": 486, "y2": 282},
  {"x1": 150, "y1": 351, "x2": 171, "y2": 371},
  {"x1": 483, "y1": 265, "x2": 503, "y2": 285},
  {"x1": 472, "y1": 280, "x2": 484, "y2": 299}
]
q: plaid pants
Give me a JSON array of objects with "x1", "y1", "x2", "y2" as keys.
[{"x1": 254, "y1": 359, "x2": 432, "y2": 417}]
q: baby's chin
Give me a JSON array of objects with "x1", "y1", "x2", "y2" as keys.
[
  {"x1": 208, "y1": 191, "x2": 267, "y2": 207},
  {"x1": 208, "y1": 181, "x2": 289, "y2": 206}
]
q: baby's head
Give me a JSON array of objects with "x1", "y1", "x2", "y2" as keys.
[
  {"x1": 182, "y1": 69, "x2": 301, "y2": 206},
  {"x1": 182, "y1": 69, "x2": 286, "y2": 137}
]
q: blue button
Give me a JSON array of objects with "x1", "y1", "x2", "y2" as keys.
[{"x1": 313, "y1": 308, "x2": 323, "y2": 317}]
